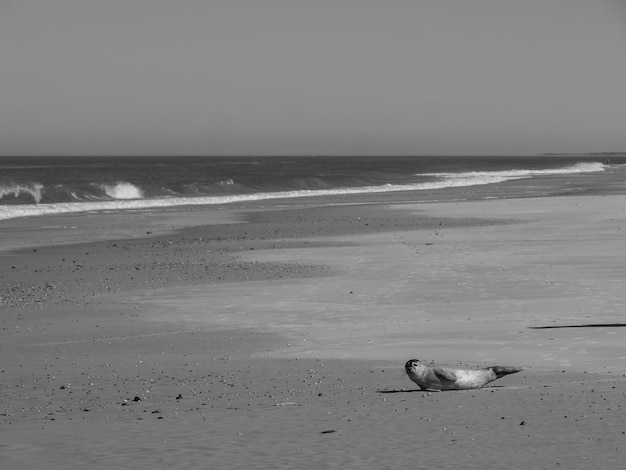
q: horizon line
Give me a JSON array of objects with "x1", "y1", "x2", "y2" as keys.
[{"x1": 1, "y1": 152, "x2": 625, "y2": 158}]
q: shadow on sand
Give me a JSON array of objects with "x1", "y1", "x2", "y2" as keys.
[
  {"x1": 377, "y1": 385, "x2": 507, "y2": 394},
  {"x1": 529, "y1": 323, "x2": 626, "y2": 329}
]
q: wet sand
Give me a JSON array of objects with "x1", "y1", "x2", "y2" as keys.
[{"x1": 2, "y1": 186, "x2": 626, "y2": 468}]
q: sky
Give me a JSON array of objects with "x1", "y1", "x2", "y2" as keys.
[{"x1": 1, "y1": 0, "x2": 625, "y2": 156}]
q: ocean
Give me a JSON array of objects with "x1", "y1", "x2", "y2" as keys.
[{"x1": 1, "y1": 155, "x2": 624, "y2": 221}]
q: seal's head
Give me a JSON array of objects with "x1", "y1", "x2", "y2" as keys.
[{"x1": 405, "y1": 359, "x2": 420, "y2": 373}]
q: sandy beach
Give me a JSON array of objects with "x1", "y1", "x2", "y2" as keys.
[{"x1": 2, "y1": 187, "x2": 626, "y2": 468}]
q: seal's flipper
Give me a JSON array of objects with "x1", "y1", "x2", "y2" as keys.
[{"x1": 489, "y1": 366, "x2": 523, "y2": 379}]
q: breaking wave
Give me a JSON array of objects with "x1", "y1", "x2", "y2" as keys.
[
  {"x1": 0, "y1": 160, "x2": 609, "y2": 221},
  {"x1": 0, "y1": 182, "x2": 44, "y2": 204},
  {"x1": 100, "y1": 182, "x2": 144, "y2": 200}
]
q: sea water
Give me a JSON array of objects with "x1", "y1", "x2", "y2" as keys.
[{"x1": 0, "y1": 155, "x2": 623, "y2": 221}]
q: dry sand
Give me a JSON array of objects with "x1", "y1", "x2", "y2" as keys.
[{"x1": 2, "y1": 190, "x2": 626, "y2": 468}]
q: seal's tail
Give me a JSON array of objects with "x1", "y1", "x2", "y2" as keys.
[{"x1": 490, "y1": 366, "x2": 523, "y2": 379}]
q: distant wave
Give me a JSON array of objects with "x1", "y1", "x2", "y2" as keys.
[
  {"x1": 419, "y1": 161, "x2": 606, "y2": 182},
  {"x1": 0, "y1": 161, "x2": 608, "y2": 221}
]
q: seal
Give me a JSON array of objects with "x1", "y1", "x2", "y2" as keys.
[{"x1": 405, "y1": 359, "x2": 522, "y2": 391}]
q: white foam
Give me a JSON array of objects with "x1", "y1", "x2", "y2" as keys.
[{"x1": 102, "y1": 182, "x2": 144, "y2": 199}]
